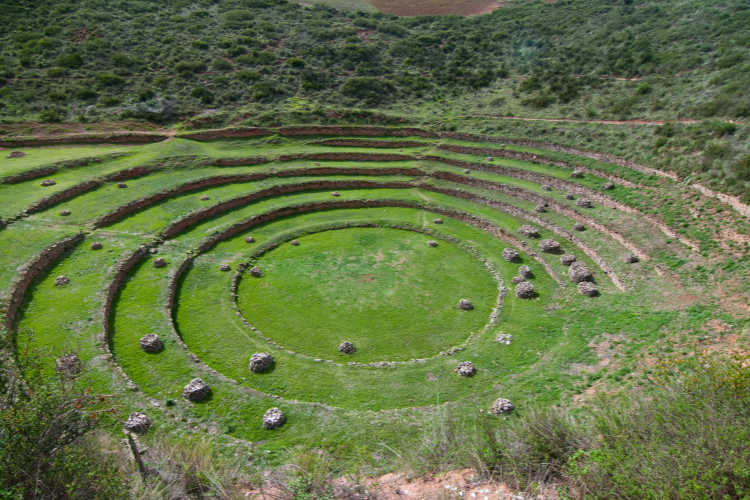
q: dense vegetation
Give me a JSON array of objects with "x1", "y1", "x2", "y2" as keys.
[{"x1": 1, "y1": 0, "x2": 749, "y2": 124}]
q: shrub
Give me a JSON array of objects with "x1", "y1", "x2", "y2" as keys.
[
  {"x1": 213, "y1": 58, "x2": 232, "y2": 71},
  {"x1": 96, "y1": 73, "x2": 124, "y2": 87},
  {"x1": 191, "y1": 86, "x2": 214, "y2": 104},
  {"x1": 340, "y1": 77, "x2": 395, "y2": 105},
  {"x1": 56, "y1": 52, "x2": 83, "y2": 69}
]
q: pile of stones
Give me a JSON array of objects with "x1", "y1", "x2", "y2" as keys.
[{"x1": 455, "y1": 361, "x2": 476, "y2": 377}]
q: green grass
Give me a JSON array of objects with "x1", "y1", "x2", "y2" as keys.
[{"x1": 1, "y1": 128, "x2": 745, "y2": 483}]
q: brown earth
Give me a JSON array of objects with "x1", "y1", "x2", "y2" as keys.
[{"x1": 369, "y1": 0, "x2": 503, "y2": 16}]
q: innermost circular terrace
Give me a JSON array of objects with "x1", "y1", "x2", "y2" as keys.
[{"x1": 236, "y1": 227, "x2": 498, "y2": 362}]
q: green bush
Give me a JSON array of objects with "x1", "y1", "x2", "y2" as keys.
[
  {"x1": 96, "y1": 73, "x2": 124, "y2": 87},
  {"x1": 56, "y1": 52, "x2": 83, "y2": 69},
  {"x1": 340, "y1": 77, "x2": 395, "y2": 105}
]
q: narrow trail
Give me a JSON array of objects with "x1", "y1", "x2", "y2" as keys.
[{"x1": 461, "y1": 114, "x2": 748, "y2": 127}]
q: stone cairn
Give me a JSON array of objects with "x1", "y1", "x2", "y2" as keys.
[
  {"x1": 54, "y1": 275, "x2": 70, "y2": 287},
  {"x1": 542, "y1": 184, "x2": 552, "y2": 191},
  {"x1": 502, "y1": 248, "x2": 520, "y2": 263},
  {"x1": 427, "y1": 240, "x2": 438, "y2": 247},
  {"x1": 578, "y1": 281, "x2": 599, "y2": 297},
  {"x1": 183, "y1": 378, "x2": 211, "y2": 402},
  {"x1": 573, "y1": 223, "x2": 586, "y2": 232},
  {"x1": 489, "y1": 398, "x2": 515, "y2": 415},
  {"x1": 123, "y1": 412, "x2": 152, "y2": 434},
  {"x1": 570, "y1": 169, "x2": 584, "y2": 178},
  {"x1": 625, "y1": 254, "x2": 639, "y2": 263},
  {"x1": 433, "y1": 218, "x2": 443, "y2": 224},
  {"x1": 455, "y1": 361, "x2": 476, "y2": 377},
  {"x1": 338, "y1": 341, "x2": 355, "y2": 354},
  {"x1": 59, "y1": 210, "x2": 71, "y2": 216},
  {"x1": 249, "y1": 266, "x2": 263, "y2": 277},
  {"x1": 518, "y1": 265, "x2": 533, "y2": 279},
  {"x1": 56, "y1": 353, "x2": 81, "y2": 375},
  {"x1": 245, "y1": 236, "x2": 255, "y2": 243},
  {"x1": 331, "y1": 191, "x2": 340, "y2": 197},
  {"x1": 565, "y1": 193, "x2": 575, "y2": 200},
  {"x1": 249, "y1": 352, "x2": 275, "y2": 373},
  {"x1": 90, "y1": 242, "x2": 103, "y2": 250},
  {"x1": 515, "y1": 281, "x2": 535, "y2": 299},
  {"x1": 495, "y1": 333, "x2": 513, "y2": 345},
  {"x1": 603, "y1": 181, "x2": 615, "y2": 190},
  {"x1": 7, "y1": 151, "x2": 26, "y2": 158},
  {"x1": 139, "y1": 334, "x2": 164, "y2": 353},
  {"x1": 560, "y1": 254, "x2": 577, "y2": 266},
  {"x1": 534, "y1": 203, "x2": 547, "y2": 213},
  {"x1": 219, "y1": 264, "x2": 231, "y2": 271},
  {"x1": 519, "y1": 225, "x2": 539, "y2": 238},
  {"x1": 262, "y1": 407, "x2": 286, "y2": 430},
  {"x1": 568, "y1": 262, "x2": 593, "y2": 283},
  {"x1": 457, "y1": 298, "x2": 474, "y2": 310},
  {"x1": 117, "y1": 183, "x2": 128, "y2": 188},
  {"x1": 153, "y1": 257, "x2": 166, "y2": 268},
  {"x1": 290, "y1": 239, "x2": 300, "y2": 246},
  {"x1": 576, "y1": 198, "x2": 593, "y2": 208},
  {"x1": 539, "y1": 239, "x2": 561, "y2": 253},
  {"x1": 40, "y1": 179, "x2": 56, "y2": 186}
]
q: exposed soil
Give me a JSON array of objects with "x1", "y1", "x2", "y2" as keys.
[{"x1": 368, "y1": 0, "x2": 503, "y2": 16}]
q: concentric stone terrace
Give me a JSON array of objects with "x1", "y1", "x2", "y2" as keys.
[{"x1": 1, "y1": 124, "x2": 727, "y2": 447}]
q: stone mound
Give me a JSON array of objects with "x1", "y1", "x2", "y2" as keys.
[
  {"x1": 427, "y1": 240, "x2": 438, "y2": 247},
  {"x1": 262, "y1": 407, "x2": 286, "y2": 430},
  {"x1": 139, "y1": 334, "x2": 163, "y2": 353},
  {"x1": 183, "y1": 378, "x2": 211, "y2": 402},
  {"x1": 603, "y1": 181, "x2": 615, "y2": 190},
  {"x1": 578, "y1": 281, "x2": 599, "y2": 297},
  {"x1": 249, "y1": 266, "x2": 263, "y2": 277},
  {"x1": 560, "y1": 254, "x2": 577, "y2": 266},
  {"x1": 515, "y1": 281, "x2": 535, "y2": 299},
  {"x1": 625, "y1": 254, "x2": 639, "y2": 263},
  {"x1": 455, "y1": 361, "x2": 476, "y2": 377},
  {"x1": 245, "y1": 236, "x2": 255, "y2": 243},
  {"x1": 59, "y1": 210, "x2": 71, "y2": 216},
  {"x1": 117, "y1": 183, "x2": 128, "y2": 188},
  {"x1": 7, "y1": 151, "x2": 26, "y2": 158},
  {"x1": 54, "y1": 275, "x2": 70, "y2": 287},
  {"x1": 331, "y1": 191, "x2": 340, "y2": 197},
  {"x1": 539, "y1": 239, "x2": 561, "y2": 253},
  {"x1": 542, "y1": 184, "x2": 552, "y2": 191},
  {"x1": 519, "y1": 225, "x2": 539, "y2": 238},
  {"x1": 433, "y1": 218, "x2": 443, "y2": 224},
  {"x1": 511, "y1": 276, "x2": 524, "y2": 284},
  {"x1": 576, "y1": 198, "x2": 592, "y2": 208},
  {"x1": 249, "y1": 352, "x2": 275, "y2": 373},
  {"x1": 200, "y1": 195, "x2": 210, "y2": 201},
  {"x1": 518, "y1": 265, "x2": 533, "y2": 278},
  {"x1": 290, "y1": 239, "x2": 300, "y2": 246},
  {"x1": 457, "y1": 298, "x2": 474, "y2": 310},
  {"x1": 502, "y1": 248, "x2": 520, "y2": 262},
  {"x1": 153, "y1": 257, "x2": 166, "y2": 268},
  {"x1": 90, "y1": 242, "x2": 103, "y2": 250},
  {"x1": 338, "y1": 341, "x2": 355, "y2": 354},
  {"x1": 565, "y1": 193, "x2": 575, "y2": 200},
  {"x1": 489, "y1": 398, "x2": 515, "y2": 415},
  {"x1": 40, "y1": 179, "x2": 56, "y2": 186},
  {"x1": 568, "y1": 262, "x2": 593, "y2": 283},
  {"x1": 534, "y1": 203, "x2": 547, "y2": 213},
  {"x1": 573, "y1": 223, "x2": 586, "y2": 232},
  {"x1": 123, "y1": 412, "x2": 151, "y2": 434},
  {"x1": 495, "y1": 333, "x2": 513, "y2": 345},
  {"x1": 219, "y1": 264, "x2": 231, "y2": 271},
  {"x1": 55, "y1": 353, "x2": 81, "y2": 375},
  {"x1": 571, "y1": 169, "x2": 584, "y2": 178}
]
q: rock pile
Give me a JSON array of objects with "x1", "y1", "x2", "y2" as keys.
[
  {"x1": 603, "y1": 181, "x2": 615, "y2": 190},
  {"x1": 123, "y1": 412, "x2": 152, "y2": 434},
  {"x1": 331, "y1": 191, "x2": 340, "y2": 197},
  {"x1": 560, "y1": 254, "x2": 577, "y2": 266},
  {"x1": 290, "y1": 239, "x2": 300, "y2": 246},
  {"x1": 427, "y1": 240, "x2": 438, "y2": 247},
  {"x1": 457, "y1": 298, "x2": 474, "y2": 310},
  {"x1": 576, "y1": 198, "x2": 592, "y2": 208},
  {"x1": 249, "y1": 266, "x2": 263, "y2": 277},
  {"x1": 578, "y1": 281, "x2": 599, "y2": 297},
  {"x1": 219, "y1": 264, "x2": 230, "y2": 271},
  {"x1": 568, "y1": 262, "x2": 593, "y2": 283},
  {"x1": 183, "y1": 378, "x2": 211, "y2": 402},
  {"x1": 40, "y1": 179, "x2": 56, "y2": 186},
  {"x1": 59, "y1": 210, "x2": 71, "y2": 216},
  {"x1": 117, "y1": 183, "x2": 128, "y2": 188},
  {"x1": 571, "y1": 169, "x2": 584, "y2": 178},
  {"x1": 489, "y1": 398, "x2": 515, "y2": 415},
  {"x1": 518, "y1": 265, "x2": 532, "y2": 278},
  {"x1": 625, "y1": 254, "x2": 639, "y2": 263},
  {"x1": 502, "y1": 248, "x2": 520, "y2": 262},
  {"x1": 263, "y1": 407, "x2": 286, "y2": 430},
  {"x1": 338, "y1": 341, "x2": 355, "y2": 354},
  {"x1": 249, "y1": 352, "x2": 274, "y2": 373},
  {"x1": 433, "y1": 218, "x2": 443, "y2": 224},
  {"x1": 455, "y1": 361, "x2": 476, "y2": 377},
  {"x1": 565, "y1": 193, "x2": 575, "y2": 200},
  {"x1": 534, "y1": 203, "x2": 547, "y2": 213},
  {"x1": 519, "y1": 225, "x2": 539, "y2": 238},
  {"x1": 539, "y1": 239, "x2": 561, "y2": 253},
  {"x1": 7, "y1": 151, "x2": 26, "y2": 158},
  {"x1": 90, "y1": 242, "x2": 103, "y2": 250},
  {"x1": 139, "y1": 334, "x2": 163, "y2": 353},
  {"x1": 54, "y1": 275, "x2": 70, "y2": 286},
  {"x1": 245, "y1": 236, "x2": 255, "y2": 243},
  {"x1": 153, "y1": 257, "x2": 166, "y2": 268},
  {"x1": 573, "y1": 223, "x2": 586, "y2": 231},
  {"x1": 515, "y1": 281, "x2": 535, "y2": 299}
]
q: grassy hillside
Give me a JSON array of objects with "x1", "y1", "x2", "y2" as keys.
[{"x1": 1, "y1": 0, "x2": 749, "y2": 125}]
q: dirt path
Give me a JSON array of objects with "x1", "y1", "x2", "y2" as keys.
[{"x1": 462, "y1": 114, "x2": 747, "y2": 127}]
